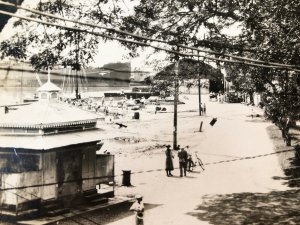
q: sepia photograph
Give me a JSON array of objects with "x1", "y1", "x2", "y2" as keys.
[{"x1": 0, "y1": 0, "x2": 299, "y2": 224}]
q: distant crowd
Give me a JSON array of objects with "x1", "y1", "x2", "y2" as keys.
[
  {"x1": 59, "y1": 95, "x2": 149, "y2": 120},
  {"x1": 209, "y1": 91, "x2": 226, "y2": 103}
]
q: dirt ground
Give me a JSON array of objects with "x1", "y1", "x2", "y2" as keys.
[
  {"x1": 88, "y1": 94, "x2": 297, "y2": 225},
  {"x1": 22, "y1": 94, "x2": 298, "y2": 225}
]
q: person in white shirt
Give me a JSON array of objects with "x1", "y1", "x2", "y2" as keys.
[{"x1": 130, "y1": 195, "x2": 144, "y2": 225}]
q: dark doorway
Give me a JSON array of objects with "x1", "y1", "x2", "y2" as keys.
[{"x1": 209, "y1": 79, "x2": 224, "y2": 93}]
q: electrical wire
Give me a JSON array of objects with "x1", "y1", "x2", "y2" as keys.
[
  {"x1": 0, "y1": 147, "x2": 297, "y2": 192},
  {"x1": 0, "y1": 0, "x2": 299, "y2": 70},
  {"x1": 1, "y1": 147, "x2": 299, "y2": 223},
  {"x1": 0, "y1": 6, "x2": 299, "y2": 72},
  {"x1": 0, "y1": 9, "x2": 298, "y2": 72}
]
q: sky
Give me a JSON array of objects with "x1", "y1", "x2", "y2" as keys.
[{"x1": 93, "y1": 40, "x2": 159, "y2": 71}]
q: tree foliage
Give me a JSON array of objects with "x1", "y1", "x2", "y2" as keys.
[
  {"x1": 1, "y1": 0, "x2": 299, "y2": 144},
  {"x1": 149, "y1": 58, "x2": 222, "y2": 96},
  {"x1": 0, "y1": 0, "x2": 127, "y2": 70},
  {"x1": 232, "y1": 0, "x2": 299, "y2": 144},
  {"x1": 122, "y1": 0, "x2": 300, "y2": 145}
]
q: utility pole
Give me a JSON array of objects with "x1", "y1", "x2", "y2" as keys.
[
  {"x1": 198, "y1": 75, "x2": 202, "y2": 116},
  {"x1": 197, "y1": 51, "x2": 202, "y2": 116},
  {"x1": 173, "y1": 28, "x2": 181, "y2": 150},
  {"x1": 75, "y1": 70, "x2": 79, "y2": 99},
  {"x1": 173, "y1": 59, "x2": 179, "y2": 150},
  {"x1": 75, "y1": 31, "x2": 80, "y2": 99},
  {"x1": 20, "y1": 60, "x2": 24, "y2": 103}
]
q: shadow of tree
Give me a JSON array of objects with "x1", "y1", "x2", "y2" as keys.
[
  {"x1": 281, "y1": 145, "x2": 300, "y2": 187},
  {"x1": 188, "y1": 189, "x2": 300, "y2": 225},
  {"x1": 52, "y1": 202, "x2": 161, "y2": 225},
  {"x1": 271, "y1": 145, "x2": 300, "y2": 188},
  {"x1": 266, "y1": 125, "x2": 300, "y2": 188},
  {"x1": 192, "y1": 126, "x2": 300, "y2": 224}
]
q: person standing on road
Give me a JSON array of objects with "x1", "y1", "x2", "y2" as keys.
[
  {"x1": 203, "y1": 103, "x2": 206, "y2": 114},
  {"x1": 178, "y1": 148, "x2": 188, "y2": 177},
  {"x1": 185, "y1": 145, "x2": 195, "y2": 172},
  {"x1": 130, "y1": 195, "x2": 144, "y2": 225},
  {"x1": 165, "y1": 145, "x2": 174, "y2": 176}
]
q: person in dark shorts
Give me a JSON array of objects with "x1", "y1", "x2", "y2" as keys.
[{"x1": 178, "y1": 148, "x2": 188, "y2": 177}]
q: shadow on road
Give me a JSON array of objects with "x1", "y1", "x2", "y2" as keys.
[
  {"x1": 187, "y1": 190, "x2": 300, "y2": 225},
  {"x1": 267, "y1": 125, "x2": 300, "y2": 188},
  {"x1": 270, "y1": 146, "x2": 300, "y2": 188},
  {"x1": 56, "y1": 202, "x2": 161, "y2": 225}
]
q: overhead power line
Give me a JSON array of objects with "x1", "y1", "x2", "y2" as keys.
[
  {"x1": 0, "y1": 0, "x2": 299, "y2": 70},
  {"x1": 0, "y1": 9, "x2": 299, "y2": 72},
  {"x1": 0, "y1": 147, "x2": 297, "y2": 191}
]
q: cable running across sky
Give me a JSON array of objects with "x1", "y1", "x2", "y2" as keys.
[{"x1": 0, "y1": 1, "x2": 299, "y2": 72}]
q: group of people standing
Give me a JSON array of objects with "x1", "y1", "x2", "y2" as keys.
[
  {"x1": 209, "y1": 91, "x2": 225, "y2": 103},
  {"x1": 165, "y1": 145, "x2": 195, "y2": 177},
  {"x1": 129, "y1": 145, "x2": 197, "y2": 225}
]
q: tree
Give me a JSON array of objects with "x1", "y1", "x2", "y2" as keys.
[
  {"x1": 1, "y1": 0, "x2": 299, "y2": 144},
  {"x1": 263, "y1": 70, "x2": 300, "y2": 145},
  {"x1": 121, "y1": 0, "x2": 300, "y2": 145},
  {"x1": 0, "y1": 0, "x2": 131, "y2": 98},
  {"x1": 0, "y1": 0, "x2": 24, "y2": 32},
  {"x1": 0, "y1": 0, "x2": 128, "y2": 70},
  {"x1": 224, "y1": 63, "x2": 267, "y2": 105},
  {"x1": 153, "y1": 58, "x2": 222, "y2": 96},
  {"x1": 230, "y1": 0, "x2": 300, "y2": 145}
]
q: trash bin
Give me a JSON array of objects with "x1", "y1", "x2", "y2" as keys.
[
  {"x1": 122, "y1": 170, "x2": 131, "y2": 186},
  {"x1": 133, "y1": 112, "x2": 140, "y2": 120}
]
